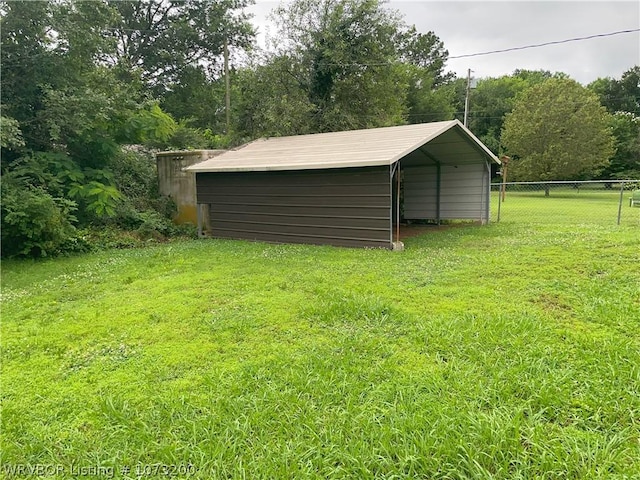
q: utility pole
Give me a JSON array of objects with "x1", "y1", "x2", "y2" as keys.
[
  {"x1": 224, "y1": 38, "x2": 231, "y2": 134},
  {"x1": 463, "y1": 68, "x2": 472, "y2": 127}
]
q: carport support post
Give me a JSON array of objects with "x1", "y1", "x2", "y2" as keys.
[
  {"x1": 389, "y1": 164, "x2": 395, "y2": 246},
  {"x1": 483, "y1": 159, "x2": 491, "y2": 224},
  {"x1": 196, "y1": 203, "x2": 203, "y2": 237},
  {"x1": 436, "y1": 162, "x2": 441, "y2": 225},
  {"x1": 390, "y1": 163, "x2": 400, "y2": 245},
  {"x1": 396, "y1": 165, "x2": 401, "y2": 243},
  {"x1": 389, "y1": 162, "x2": 404, "y2": 250}
]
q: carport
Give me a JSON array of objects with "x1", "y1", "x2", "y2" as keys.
[{"x1": 186, "y1": 120, "x2": 500, "y2": 249}]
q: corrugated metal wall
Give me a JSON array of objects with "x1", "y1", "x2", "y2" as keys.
[
  {"x1": 196, "y1": 166, "x2": 392, "y2": 248},
  {"x1": 403, "y1": 163, "x2": 488, "y2": 221}
]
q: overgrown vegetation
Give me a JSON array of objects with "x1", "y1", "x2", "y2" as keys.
[
  {"x1": 2, "y1": 222, "x2": 639, "y2": 478},
  {"x1": 1, "y1": 0, "x2": 638, "y2": 259},
  {"x1": 0, "y1": 0, "x2": 242, "y2": 258}
]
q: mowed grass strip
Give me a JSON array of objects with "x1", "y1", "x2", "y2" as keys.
[
  {"x1": 1, "y1": 222, "x2": 639, "y2": 479},
  {"x1": 492, "y1": 188, "x2": 640, "y2": 226}
]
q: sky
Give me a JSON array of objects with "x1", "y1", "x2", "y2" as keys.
[{"x1": 245, "y1": 0, "x2": 640, "y2": 85}]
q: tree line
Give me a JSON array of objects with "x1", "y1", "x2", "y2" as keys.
[{"x1": 1, "y1": 0, "x2": 639, "y2": 257}]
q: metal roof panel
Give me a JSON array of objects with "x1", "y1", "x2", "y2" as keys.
[{"x1": 185, "y1": 120, "x2": 499, "y2": 173}]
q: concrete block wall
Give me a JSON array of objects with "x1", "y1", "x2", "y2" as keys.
[{"x1": 156, "y1": 150, "x2": 226, "y2": 226}]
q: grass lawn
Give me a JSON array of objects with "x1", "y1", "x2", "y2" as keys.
[
  {"x1": 491, "y1": 188, "x2": 640, "y2": 226},
  {"x1": 2, "y1": 221, "x2": 639, "y2": 479}
]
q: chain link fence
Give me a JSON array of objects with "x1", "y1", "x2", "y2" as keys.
[{"x1": 490, "y1": 180, "x2": 640, "y2": 226}]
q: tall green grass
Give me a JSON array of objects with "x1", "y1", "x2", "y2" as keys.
[{"x1": 2, "y1": 220, "x2": 639, "y2": 478}]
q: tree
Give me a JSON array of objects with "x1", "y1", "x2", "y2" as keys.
[
  {"x1": 588, "y1": 66, "x2": 640, "y2": 116},
  {"x1": 467, "y1": 76, "x2": 530, "y2": 153},
  {"x1": 588, "y1": 66, "x2": 640, "y2": 179},
  {"x1": 265, "y1": 0, "x2": 409, "y2": 132},
  {"x1": 239, "y1": 0, "x2": 454, "y2": 136},
  {"x1": 1, "y1": 0, "x2": 178, "y2": 256},
  {"x1": 0, "y1": 115, "x2": 25, "y2": 150},
  {"x1": 161, "y1": 66, "x2": 226, "y2": 131},
  {"x1": 398, "y1": 26, "x2": 455, "y2": 124},
  {"x1": 403, "y1": 66, "x2": 456, "y2": 124},
  {"x1": 599, "y1": 112, "x2": 640, "y2": 179},
  {"x1": 234, "y1": 56, "x2": 316, "y2": 138},
  {"x1": 397, "y1": 27, "x2": 452, "y2": 86},
  {"x1": 501, "y1": 78, "x2": 615, "y2": 189},
  {"x1": 105, "y1": 0, "x2": 254, "y2": 91},
  {"x1": 467, "y1": 70, "x2": 568, "y2": 154}
]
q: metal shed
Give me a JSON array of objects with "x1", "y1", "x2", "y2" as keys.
[{"x1": 186, "y1": 120, "x2": 500, "y2": 249}]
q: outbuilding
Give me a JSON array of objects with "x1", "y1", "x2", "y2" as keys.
[{"x1": 185, "y1": 120, "x2": 500, "y2": 249}]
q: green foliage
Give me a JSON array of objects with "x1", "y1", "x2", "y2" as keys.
[
  {"x1": 5, "y1": 152, "x2": 79, "y2": 197},
  {"x1": 237, "y1": 0, "x2": 455, "y2": 136},
  {"x1": 0, "y1": 115, "x2": 25, "y2": 150},
  {"x1": 107, "y1": 0, "x2": 254, "y2": 91},
  {"x1": 0, "y1": 2, "x2": 203, "y2": 257},
  {"x1": 149, "y1": 121, "x2": 235, "y2": 151},
  {"x1": 587, "y1": 67, "x2": 640, "y2": 180},
  {"x1": 397, "y1": 26, "x2": 453, "y2": 86},
  {"x1": 103, "y1": 148, "x2": 197, "y2": 242},
  {"x1": 502, "y1": 78, "x2": 616, "y2": 182},
  {"x1": 588, "y1": 65, "x2": 640, "y2": 116},
  {"x1": 5, "y1": 152, "x2": 124, "y2": 222},
  {"x1": 404, "y1": 65, "x2": 456, "y2": 123},
  {"x1": 0, "y1": 179, "x2": 80, "y2": 258},
  {"x1": 235, "y1": 56, "x2": 317, "y2": 137},
  {"x1": 109, "y1": 148, "x2": 157, "y2": 204},
  {"x1": 467, "y1": 70, "x2": 567, "y2": 154},
  {"x1": 261, "y1": 0, "x2": 412, "y2": 132},
  {"x1": 70, "y1": 181, "x2": 124, "y2": 217},
  {"x1": 160, "y1": 66, "x2": 228, "y2": 132},
  {"x1": 123, "y1": 104, "x2": 177, "y2": 144},
  {"x1": 599, "y1": 112, "x2": 640, "y2": 179}
]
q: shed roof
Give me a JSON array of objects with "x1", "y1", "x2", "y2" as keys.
[{"x1": 185, "y1": 120, "x2": 499, "y2": 173}]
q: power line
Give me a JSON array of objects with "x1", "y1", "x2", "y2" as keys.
[
  {"x1": 449, "y1": 29, "x2": 640, "y2": 59},
  {"x1": 299, "y1": 29, "x2": 640, "y2": 68}
]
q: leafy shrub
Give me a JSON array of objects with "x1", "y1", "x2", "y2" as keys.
[
  {"x1": 6, "y1": 151, "x2": 126, "y2": 224},
  {"x1": 81, "y1": 227, "x2": 145, "y2": 250},
  {"x1": 108, "y1": 148, "x2": 198, "y2": 241},
  {"x1": 110, "y1": 148, "x2": 157, "y2": 208},
  {"x1": 69, "y1": 180, "x2": 124, "y2": 217},
  {"x1": 2, "y1": 147, "x2": 195, "y2": 257},
  {"x1": 1, "y1": 179, "x2": 82, "y2": 258},
  {"x1": 135, "y1": 210, "x2": 177, "y2": 240},
  {"x1": 160, "y1": 123, "x2": 213, "y2": 150}
]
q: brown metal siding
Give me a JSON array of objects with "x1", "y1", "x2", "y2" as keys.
[{"x1": 196, "y1": 166, "x2": 392, "y2": 248}]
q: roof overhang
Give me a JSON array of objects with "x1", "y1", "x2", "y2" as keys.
[{"x1": 185, "y1": 120, "x2": 499, "y2": 173}]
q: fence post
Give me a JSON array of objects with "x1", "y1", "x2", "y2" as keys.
[{"x1": 617, "y1": 181, "x2": 625, "y2": 225}]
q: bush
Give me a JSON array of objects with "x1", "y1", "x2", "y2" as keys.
[
  {"x1": 1, "y1": 147, "x2": 196, "y2": 258},
  {"x1": 80, "y1": 227, "x2": 145, "y2": 250},
  {"x1": 1, "y1": 180, "x2": 83, "y2": 258},
  {"x1": 110, "y1": 148, "x2": 157, "y2": 208}
]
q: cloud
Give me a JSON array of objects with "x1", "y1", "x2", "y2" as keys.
[
  {"x1": 393, "y1": 0, "x2": 640, "y2": 82},
  {"x1": 247, "y1": 0, "x2": 640, "y2": 83}
]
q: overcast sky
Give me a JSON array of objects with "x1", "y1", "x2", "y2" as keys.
[{"x1": 245, "y1": 0, "x2": 640, "y2": 85}]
